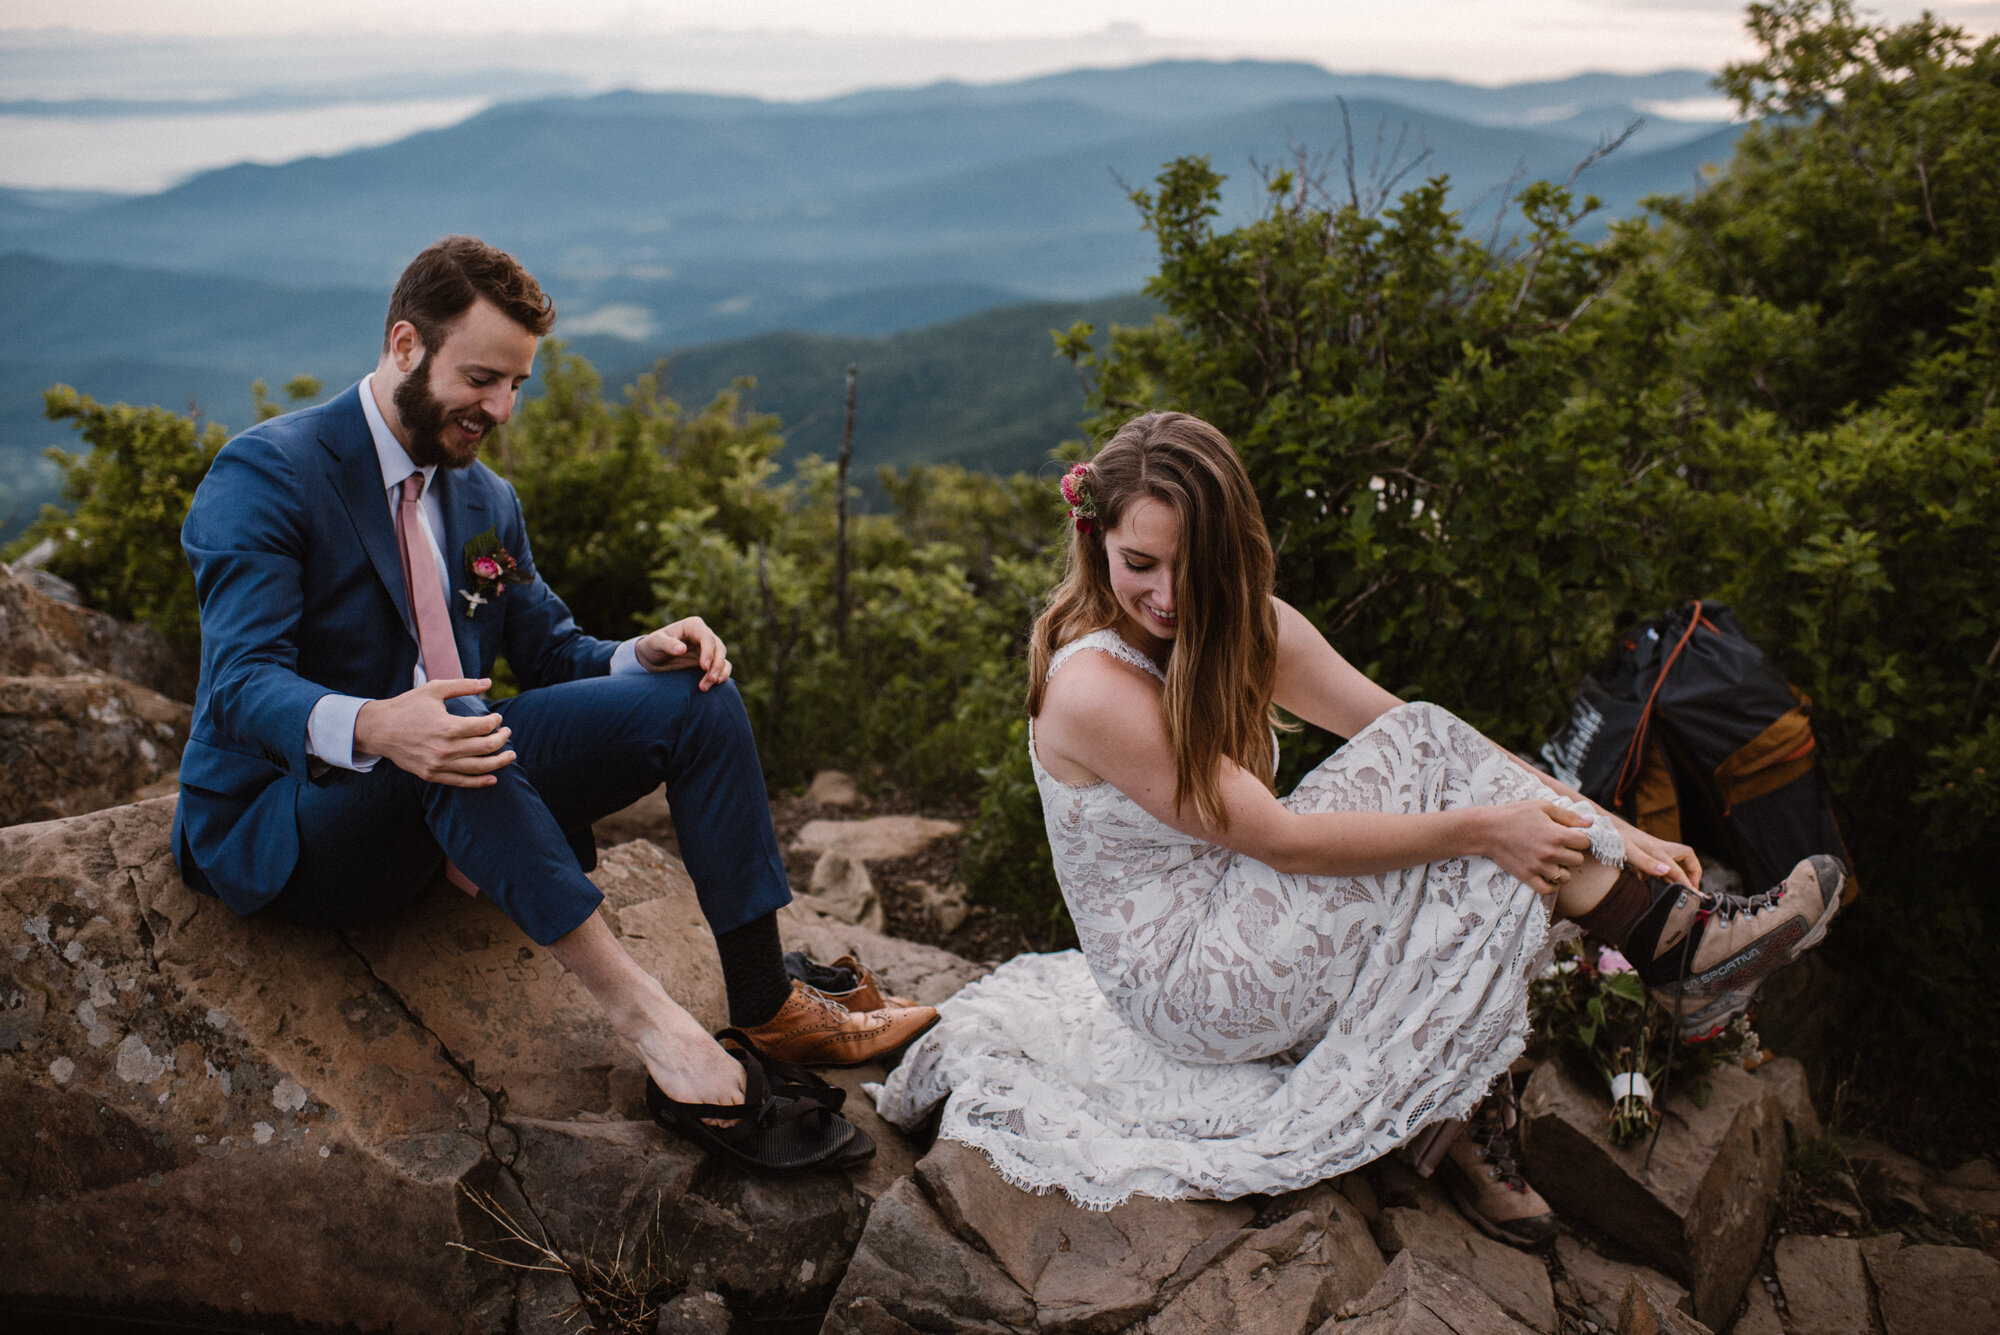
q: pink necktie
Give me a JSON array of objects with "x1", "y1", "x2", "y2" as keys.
[{"x1": 396, "y1": 474, "x2": 480, "y2": 897}]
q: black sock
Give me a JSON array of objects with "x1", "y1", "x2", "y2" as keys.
[{"x1": 715, "y1": 912, "x2": 792, "y2": 1028}]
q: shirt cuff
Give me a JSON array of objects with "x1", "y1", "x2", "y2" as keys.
[
  {"x1": 610, "y1": 637, "x2": 648, "y2": 675},
  {"x1": 306, "y1": 693, "x2": 381, "y2": 772}
]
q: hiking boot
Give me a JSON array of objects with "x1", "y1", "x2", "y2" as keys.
[
  {"x1": 1438, "y1": 1101, "x2": 1555, "y2": 1248},
  {"x1": 1579, "y1": 855, "x2": 1846, "y2": 1041}
]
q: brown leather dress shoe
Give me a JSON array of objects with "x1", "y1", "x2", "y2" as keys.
[
  {"x1": 739, "y1": 979, "x2": 939, "y2": 1067},
  {"x1": 814, "y1": 954, "x2": 917, "y2": 1011}
]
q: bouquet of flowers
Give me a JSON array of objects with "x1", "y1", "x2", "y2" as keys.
[{"x1": 1529, "y1": 939, "x2": 1761, "y2": 1146}]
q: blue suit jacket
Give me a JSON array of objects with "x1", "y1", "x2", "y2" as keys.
[{"x1": 171, "y1": 383, "x2": 618, "y2": 914}]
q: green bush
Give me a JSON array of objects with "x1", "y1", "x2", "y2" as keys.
[{"x1": 9, "y1": 388, "x2": 230, "y2": 646}]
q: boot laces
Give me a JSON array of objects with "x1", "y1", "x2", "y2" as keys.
[
  {"x1": 1469, "y1": 1107, "x2": 1529, "y2": 1192},
  {"x1": 1702, "y1": 883, "x2": 1785, "y2": 924}
]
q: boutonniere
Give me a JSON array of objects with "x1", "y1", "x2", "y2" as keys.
[{"x1": 459, "y1": 527, "x2": 534, "y2": 618}]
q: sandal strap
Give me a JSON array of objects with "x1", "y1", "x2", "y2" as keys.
[{"x1": 716, "y1": 1027, "x2": 849, "y2": 1112}]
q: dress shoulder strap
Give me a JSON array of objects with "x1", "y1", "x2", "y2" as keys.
[{"x1": 1046, "y1": 628, "x2": 1167, "y2": 684}]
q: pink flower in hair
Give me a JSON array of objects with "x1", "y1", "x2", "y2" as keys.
[{"x1": 1061, "y1": 462, "x2": 1099, "y2": 534}]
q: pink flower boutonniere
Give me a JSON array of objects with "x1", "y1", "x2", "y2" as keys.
[{"x1": 459, "y1": 527, "x2": 535, "y2": 618}]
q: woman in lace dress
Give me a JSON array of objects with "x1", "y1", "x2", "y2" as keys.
[{"x1": 876, "y1": 412, "x2": 1843, "y2": 1235}]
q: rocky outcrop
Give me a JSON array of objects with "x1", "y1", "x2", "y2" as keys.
[
  {"x1": 1519, "y1": 1058, "x2": 1785, "y2": 1328},
  {"x1": 0, "y1": 560, "x2": 196, "y2": 703},
  {"x1": 804, "y1": 770, "x2": 861, "y2": 808},
  {"x1": 0, "y1": 562, "x2": 198, "y2": 827},
  {"x1": 0, "y1": 672, "x2": 190, "y2": 825},
  {"x1": 1325, "y1": 1251, "x2": 1540, "y2": 1334},
  {"x1": 1364, "y1": 1158, "x2": 1556, "y2": 1331},
  {"x1": 0, "y1": 798, "x2": 982, "y2": 1331},
  {"x1": 821, "y1": 1137, "x2": 1386, "y2": 1335}
]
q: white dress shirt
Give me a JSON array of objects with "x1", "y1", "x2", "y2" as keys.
[{"x1": 302, "y1": 375, "x2": 647, "y2": 771}]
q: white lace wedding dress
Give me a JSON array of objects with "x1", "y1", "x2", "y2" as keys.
[{"x1": 874, "y1": 629, "x2": 1594, "y2": 1209}]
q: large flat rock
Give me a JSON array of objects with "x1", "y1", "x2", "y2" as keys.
[
  {"x1": 0, "y1": 800, "x2": 981, "y2": 1330},
  {"x1": 1773, "y1": 1235, "x2": 1871, "y2": 1335},
  {"x1": 1521, "y1": 1059, "x2": 1784, "y2": 1328},
  {"x1": 1862, "y1": 1238, "x2": 2000, "y2": 1335},
  {"x1": 792, "y1": 815, "x2": 962, "y2": 863}
]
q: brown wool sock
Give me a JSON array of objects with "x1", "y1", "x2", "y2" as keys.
[{"x1": 1571, "y1": 865, "x2": 1655, "y2": 947}]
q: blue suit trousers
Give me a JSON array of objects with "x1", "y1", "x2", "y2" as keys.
[{"x1": 264, "y1": 671, "x2": 790, "y2": 946}]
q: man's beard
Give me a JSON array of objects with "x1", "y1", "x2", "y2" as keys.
[{"x1": 394, "y1": 350, "x2": 497, "y2": 469}]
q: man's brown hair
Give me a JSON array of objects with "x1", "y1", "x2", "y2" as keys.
[{"x1": 383, "y1": 235, "x2": 555, "y2": 352}]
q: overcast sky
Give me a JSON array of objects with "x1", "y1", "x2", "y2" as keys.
[{"x1": 6, "y1": 0, "x2": 1995, "y2": 83}]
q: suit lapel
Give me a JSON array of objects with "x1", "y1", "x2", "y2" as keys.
[
  {"x1": 435, "y1": 463, "x2": 491, "y2": 675},
  {"x1": 318, "y1": 385, "x2": 414, "y2": 636}
]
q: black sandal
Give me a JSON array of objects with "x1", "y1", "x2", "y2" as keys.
[
  {"x1": 644, "y1": 1033, "x2": 868, "y2": 1174},
  {"x1": 722, "y1": 1027, "x2": 847, "y2": 1112},
  {"x1": 715, "y1": 1028, "x2": 875, "y2": 1167}
]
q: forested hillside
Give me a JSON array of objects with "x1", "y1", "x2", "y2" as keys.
[{"x1": 0, "y1": 60, "x2": 1742, "y2": 533}]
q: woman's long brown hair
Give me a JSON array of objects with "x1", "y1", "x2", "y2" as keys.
[{"x1": 1028, "y1": 412, "x2": 1281, "y2": 831}]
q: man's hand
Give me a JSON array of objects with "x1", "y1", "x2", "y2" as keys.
[
  {"x1": 353, "y1": 679, "x2": 514, "y2": 787},
  {"x1": 635, "y1": 615, "x2": 732, "y2": 690}
]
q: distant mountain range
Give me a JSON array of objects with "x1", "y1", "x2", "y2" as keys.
[{"x1": 1, "y1": 59, "x2": 1745, "y2": 540}]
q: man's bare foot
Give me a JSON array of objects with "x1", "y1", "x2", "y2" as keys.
[
  {"x1": 543, "y1": 911, "x2": 745, "y2": 1112},
  {"x1": 626, "y1": 998, "x2": 746, "y2": 1112}
]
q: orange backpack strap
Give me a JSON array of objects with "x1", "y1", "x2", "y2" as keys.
[{"x1": 1614, "y1": 600, "x2": 1705, "y2": 808}]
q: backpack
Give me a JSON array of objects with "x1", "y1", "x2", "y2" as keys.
[{"x1": 1539, "y1": 600, "x2": 1855, "y2": 898}]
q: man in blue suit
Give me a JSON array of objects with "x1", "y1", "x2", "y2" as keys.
[{"x1": 173, "y1": 236, "x2": 933, "y2": 1147}]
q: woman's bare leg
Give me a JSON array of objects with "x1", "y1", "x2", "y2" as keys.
[
  {"x1": 547, "y1": 909, "x2": 745, "y2": 1108},
  {"x1": 1553, "y1": 857, "x2": 1620, "y2": 921}
]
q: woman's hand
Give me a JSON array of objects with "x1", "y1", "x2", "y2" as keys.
[
  {"x1": 1477, "y1": 800, "x2": 1596, "y2": 900},
  {"x1": 1610, "y1": 815, "x2": 1701, "y2": 891}
]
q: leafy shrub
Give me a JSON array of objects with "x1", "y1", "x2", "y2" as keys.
[
  {"x1": 10, "y1": 388, "x2": 230, "y2": 646},
  {"x1": 6, "y1": 377, "x2": 325, "y2": 647}
]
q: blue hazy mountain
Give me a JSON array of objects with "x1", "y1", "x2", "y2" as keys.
[
  {"x1": 0, "y1": 61, "x2": 1737, "y2": 296},
  {"x1": 1, "y1": 59, "x2": 1743, "y2": 537}
]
